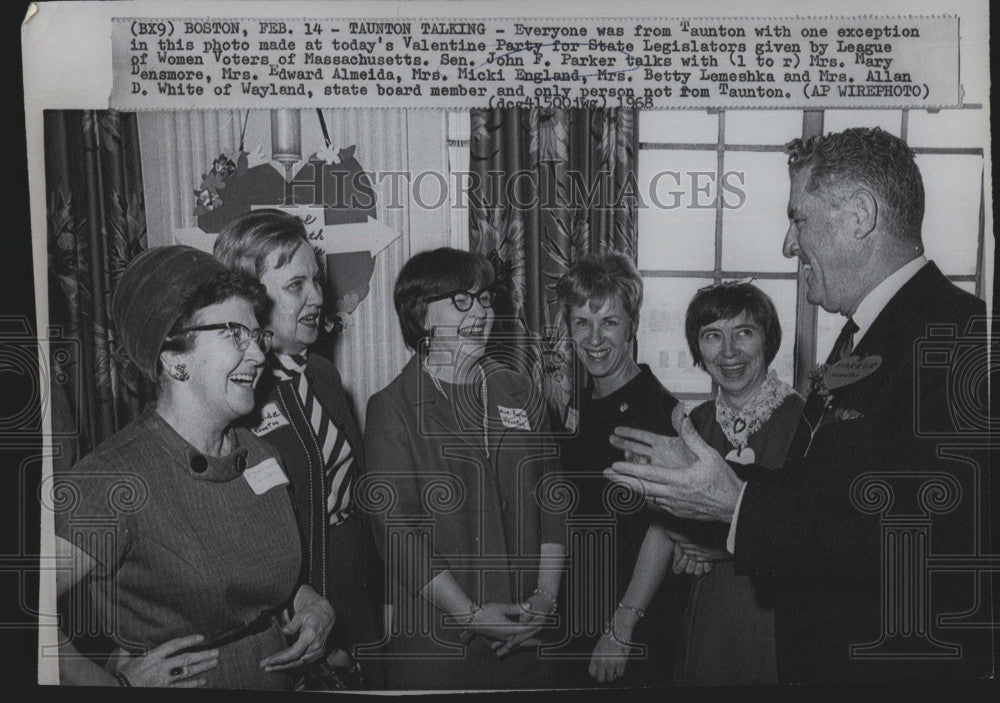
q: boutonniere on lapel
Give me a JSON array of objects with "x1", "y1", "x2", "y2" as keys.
[{"x1": 804, "y1": 355, "x2": 880, "y2": 453}]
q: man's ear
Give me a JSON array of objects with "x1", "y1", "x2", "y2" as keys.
[{"x1": 851, "y1": 188, "x2": 878, "y2": 239}]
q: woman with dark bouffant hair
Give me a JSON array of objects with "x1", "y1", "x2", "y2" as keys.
[
  {"x1": 364, "y1": 247, "x2": 567, "y2": 690},
  {"x1": 53, "y1": 246, "x2": 334, "y2": 690}
]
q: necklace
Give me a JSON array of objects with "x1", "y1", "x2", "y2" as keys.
[
  {"x1": 715, "y1": 369, "x2": 796, "y2": 452},
  {"x1": 422, "y1": 360, "x2": 490, "y2": 458}
]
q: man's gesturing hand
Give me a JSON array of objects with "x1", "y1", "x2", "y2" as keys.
[{"x1": 604, "y1": 404, "x2": 745, "y2": 523}]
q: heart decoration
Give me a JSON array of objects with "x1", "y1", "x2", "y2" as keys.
[
  {"x1": 196, "y1": 147, "x2": 375, "y2": 233},
  {"x1": 188, "y1": 137, "x2": 402, "y2": 334}
]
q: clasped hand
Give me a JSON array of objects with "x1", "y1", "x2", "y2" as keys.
[
  {"x1": 664, "y1": 528, "x2": 730, "y2": 576},
  {"x1": 463, "y1": 593, "x2": 555, "y2": 657},
  {"x1": 604, "y1": 404, "x2": 745, "y2": 523},
  {"x1": 260, "y1": 584, "x2": 335, "y2": 672}
]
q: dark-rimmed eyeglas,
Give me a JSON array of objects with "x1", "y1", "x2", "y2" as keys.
[
  {"x1": 425, "y1": 289, "x2": 495, "y2": 312},
  {"x1": 173, "y1": 322, "x2": 274, "y2": 353}
]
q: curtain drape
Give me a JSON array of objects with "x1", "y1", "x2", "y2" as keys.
[
  {"x1": 469, "y1": 108, "x2": 639, "y2": 404},
  {"x1": 45, "y1": 110, "x2": 150, "y2": 459}
]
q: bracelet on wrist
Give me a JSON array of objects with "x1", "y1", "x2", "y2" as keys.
[
  {"x1": 602, "y1": 619, "x2": 638, "y2": 649},
  {"x1": 112, "y1": 671, "x2": 133, "y2": 687},
  {"x1": 459, "y1": 602, "x2": 483, "y2": 635},
  {"x1": 617, "y1": 601, "x2": 646, "y2": 619},
  {"x1": 531, "y1": 586, "x2": 558, "y2": 612},
  {"x1": 602, "y1": 621, "x2": 637, "y2": 649}
]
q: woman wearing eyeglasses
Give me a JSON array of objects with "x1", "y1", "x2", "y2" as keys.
[
  {"x1": 214, "y1": 209, "x2": 383, "y2": 689},
  {"x1": 364, "y1": 248, "x2": 567, "y2": 690},
  {"x1": 53, "y1": 246, "x2": 334, "y2": 689}
]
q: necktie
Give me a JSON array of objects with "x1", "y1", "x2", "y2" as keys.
[
  {"x1": 825, "y1": 316, "x2": 859, "y2": 366},
  {"x1": 273, "y1": 353, "x2": 354, "y2": 525},
  {"x1": 789, "y1": 316, "x2": 861, "y2": 461}
]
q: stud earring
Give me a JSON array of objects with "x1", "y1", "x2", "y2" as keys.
[{"x1": 170, "y1": 364, "x2": 189, "y2": 382}]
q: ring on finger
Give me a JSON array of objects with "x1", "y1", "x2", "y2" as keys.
[{"x1": 169, "y1": 666, "x2": 184, "y2": 678}]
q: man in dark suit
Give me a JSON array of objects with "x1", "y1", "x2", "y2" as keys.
[{"x1": 607, "y1": 127, "x2": 991, "y2": 683}]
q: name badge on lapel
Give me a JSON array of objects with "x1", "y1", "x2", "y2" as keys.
[
  {"x1": 243, "y1": 458, "x2": 289, "y2": 495},
  {"x1": 498, "y1": 405, "x2": 532, "y2": 431},
  {"x1": 823, "y1": 355, "x2": 882, "y2": 390},
  {"x1": 252, "y1": 402, "x2": 290, "y2": 437},
  {"x1": 565, "y1": 407, "x2": 579, "y2": 432}
]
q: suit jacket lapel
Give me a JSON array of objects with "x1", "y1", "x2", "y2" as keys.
[
  {"x1": 790, "y1": 263, "x2": 944, "y2": 460},
  {"x1": 401, "y1": 355, "x2": 486, "y2": 456}
]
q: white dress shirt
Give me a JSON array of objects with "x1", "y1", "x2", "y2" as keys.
[{"x1": 724, "y1": 256, "x2": 930, "y2": 553}]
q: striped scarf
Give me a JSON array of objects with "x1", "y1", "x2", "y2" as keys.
[{"x1": 273, "y1": 352, "x2": 354, "y2": 525}]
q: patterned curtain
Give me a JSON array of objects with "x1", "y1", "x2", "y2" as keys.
[
  {"x1": 45, "y1": 110, "x2": 150, "y2": 460},
  {"x1": 469, "y1": 108, "x2": 638, "y2": 407}
]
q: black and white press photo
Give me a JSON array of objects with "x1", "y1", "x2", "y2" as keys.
[{"x1": 20, "y1": 0, "x2": 995, "y2": 694}]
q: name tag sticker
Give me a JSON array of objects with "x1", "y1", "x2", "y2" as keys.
[
  {"x1": 498, "y1": 405, "x2": 531, "y2": 431},
  {"x1": 244, "y1": 458, "x2": 289, "y2": 496},
  {"x1": 252, "y1": 402, "x2": 290, "y2": 436},
  {"x1": 565, "y1": 407, "x2": 579, "y2": 432}
]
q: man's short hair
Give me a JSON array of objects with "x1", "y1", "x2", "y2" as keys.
[{"x1": 785, "y1": 127, "x2": 924, "y2": 243}]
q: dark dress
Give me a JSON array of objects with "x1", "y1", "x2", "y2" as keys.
[
  {"x1": 675, "y1": 391, "x2": 805, "y2": 686},
  {"x1": 364, "y1": 356, "x2": 566, "y2": 690},
  {"x1": 251, "y1": 352, "x2": 384, "y2": 686},
  {"x1": 53, "y1": 407, "x2": 302, "y2": 690},
  {"x1": 554, "y1": 364, "x2": 688, "y2": 687}
]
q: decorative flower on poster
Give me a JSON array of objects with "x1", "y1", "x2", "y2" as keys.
[{"x1": 193, "y1": 151, "x2": 241, "y2": 216}]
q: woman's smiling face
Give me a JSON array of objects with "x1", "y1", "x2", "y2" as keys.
[
  {"x1": 568, "y1": 295, "x2": 635, "y2": 390},
  {"x1": 172, "y1": 296, "x2": 267, "y2": 423},
  {"x1": 423, "y1": 287, "x2": 495, "y2": 365},
  {"x1": 698, "y1": 309, "x2": 769, "y2": 406},
  {"x1": 259, "y1": 241, "x2": 323, "y2": 355}
]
